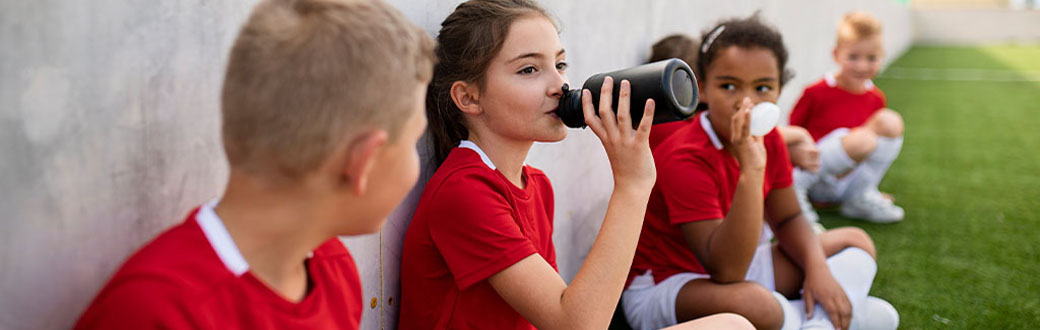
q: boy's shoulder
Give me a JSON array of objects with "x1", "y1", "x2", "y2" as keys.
[
  {"x1": 75, "y1": 212, "x2": 237, "y2": 328},
  {"x1": 102, "y1": 212, "x2": 238, "y2": 296},
  {"x1": 802, "y1": 76, "x2": 833, "y2": 94}
]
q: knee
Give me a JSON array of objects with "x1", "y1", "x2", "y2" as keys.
[
  {"x1": 727, "y1": 283, "x2": 784, "y2": 330},
  {"x1": 868, "y1": 109, "x2": 904, "y2": 138},
  {"x1": 710, "y1": 313, "x2": 756, "y2": 330},
  {"x1": 834, "y1": 227, "x2": 877, "y2": 258},
  {"x1": 841, "y1": 129, "x2": 878, "y2": 162}
]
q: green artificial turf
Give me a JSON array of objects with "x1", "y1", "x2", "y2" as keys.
[{"x1": 819, "y1": 45, "x2": 1040, "y2": 329}]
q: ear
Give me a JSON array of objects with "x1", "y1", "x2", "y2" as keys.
[
  {"x1": 449, "y1": 81, "x2": 482, "y2": 115},
  {"x1": 832, "y1": 47, "x2": 840, "y2": 62},
  {"x1": 336, "y1": 130, "x2": 389, "y2": 196}
]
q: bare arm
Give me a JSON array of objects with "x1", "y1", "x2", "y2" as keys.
[
  {"x1": 678, "y1": 98, "x2": 767, "y2": 283},
  {"x1": 779, "y1": 126, "x2": 820, "y2": 172},
  {"x1": 488, "y1": 78, "x2": 656, "y2": 330}
]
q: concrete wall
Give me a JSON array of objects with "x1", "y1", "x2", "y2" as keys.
[
  {"x1": 914, "y1": 9, "x2": 1040, "y2": 44},
  {"x1": 0, "y1": 1, "x2": 911, "y2": 329}
]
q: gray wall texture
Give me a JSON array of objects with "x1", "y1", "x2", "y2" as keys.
[{"x1": 0, "y1": 0, "x2": 912, "y2": 329}]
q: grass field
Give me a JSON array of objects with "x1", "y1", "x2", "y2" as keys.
[{"x1": 819, "y1": 45, "x2": 1040, "y2": 329}]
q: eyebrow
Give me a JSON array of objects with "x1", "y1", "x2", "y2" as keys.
[
  {"x1": 714, "y1": 75, "x2": 778, "y2": 83},
  {"x1": 509, "y1": 49, "x2": 566, "y2": 63}
]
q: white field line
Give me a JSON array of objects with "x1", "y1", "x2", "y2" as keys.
[{"x1": 879, "y1": 67, "x2": 1040, "y2": 82}]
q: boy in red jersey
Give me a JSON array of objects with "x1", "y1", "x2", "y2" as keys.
[
  {"x1": 74, "y1": 0, "x2": 434, "y2": 328},
  {"x1": 789, "y1": 11, "x2": 906, "y2": 224}
]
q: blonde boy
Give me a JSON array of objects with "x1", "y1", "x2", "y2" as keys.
[
  {"x1": 75, "y1": 0, "x2": 434, "y2": 328},
  {"x1": 789, "y1": 11, "x2": 906, "y2": 224}
]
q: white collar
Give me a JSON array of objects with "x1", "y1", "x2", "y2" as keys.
[
  {"x1": 196, "y1": 199, "x2": 250, "y2": 276},
  {"x1": 196, "y1": 199, "x2": 325, "y2": 276},
  {"x1": 458, "y1": 140, "x2": 496, "y2": 170},
  {"x1": 699, "y1": 113, "x2": 724, "y2": 150},
  {"x1": 824, "y1": 72, "x2": 874, "y2": 90}
]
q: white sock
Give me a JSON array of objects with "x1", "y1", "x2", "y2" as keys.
[
  {"x1": 772, "y1": 291, "x2": 802, "y2": 330},
  {"x1": 795, "y1": 248, "x2": 877, "y2": 330},
  {"x1": 844, "y1": 136, "x2": 902, "y2": 200},
  {"x1": 864, "y1": 136, "x2": 902, "y2": 186},
  {"x1": 818, "y1": 134, "x2": 857, "y2": 177}
]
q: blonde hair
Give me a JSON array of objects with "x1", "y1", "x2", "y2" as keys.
[
  {"x1": 221, "y1": 0, "x2": 435, "y2": 179},
  {"x1": 837, "y1": 11, "x2": 882, "y2": 45}
]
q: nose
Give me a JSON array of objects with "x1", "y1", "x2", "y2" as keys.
[{"x1": 548, "y1": 70, "x2": 568, "y2": 98}]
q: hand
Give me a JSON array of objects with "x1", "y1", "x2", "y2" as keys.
[
  {"x1": 803, "y1": 266, "x2": 852, "y2": 330},
  {"x1": 728, "y1": 97, "x2": 767, "y2": 174},
  {"x1": 582, "y1": 77, "x2": 657, "y2": 192},
  {"x1": 789, "y1": 142, "x2": 820, "y2": 172}
]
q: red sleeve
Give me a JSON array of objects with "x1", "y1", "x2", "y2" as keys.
[
  {"x1": 876, "y1": 88, "x2": 888, "y2": 108},
  {"x1": 657, "y1": 150, "x2": 725, "y2": 224},
  {"x1": 74, "y1": 280, "x2": 197, "y2": 330},
  {"x1": 766, "y1": 130, "x2": 794, "y2": 191},
  {"x1": 789, "y1": 87, "x2": 815, "y2": 128},
  {"x1": 427, "y1": 170, "x2": 539, "y2": 290}
]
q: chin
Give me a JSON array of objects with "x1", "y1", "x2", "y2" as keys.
[{"x1": 538, "y1": 125, "x2": 567, "y2": 143}]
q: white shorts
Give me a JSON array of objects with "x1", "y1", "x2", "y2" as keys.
[
  {"x1": 622, "y1": 244, "x2": 776, "y2": 330},
  {"x1": 811, "y1": 128, "x2": 865, "y2": 203}
]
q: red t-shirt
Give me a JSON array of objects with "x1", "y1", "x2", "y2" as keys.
[
  {"x1": 630, "y1": 112, "x2": 793, "y2": 284},
  {"x1": 75, "y1": 204, "x2": 363, "y2": 329},
  {"x1": 789, "y1": 74, "x2": 887, "y2": 141},
  {"x1": 399, "y1": 143, "x2": 556, "y2": 330},
  {"x1": 649, "y1": 117, "x2": 697, "y2": 150}
]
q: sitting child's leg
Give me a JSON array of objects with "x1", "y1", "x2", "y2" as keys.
[
  {"x1": 771, "y1": 228, "x2": 882, "y2": 329},
  {"x1": 840, "y1": 109, "x2": 906, "y2": 222},
  {"x1": 674, "y1": 280, "x2": 785, "y2": 330}
]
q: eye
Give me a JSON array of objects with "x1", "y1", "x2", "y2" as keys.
[
  {"x1": 848, "y1": 54, "x2": 858, "y2": 61},
  {"x1": 867, "y1": 55, "x2": 877, "y2": 62},
  {"x1": 517, "y1": 66, "x2": 537, "y2": 75},
  {"x1": 756, "y1": 85, "x2": 773, "y2": 93},
  {"x1": 719, "y1": 83, "x2": 736, "y2": 91},
  {"x1": 556, "y1": 61, "x2": 568, "y2": 71}
]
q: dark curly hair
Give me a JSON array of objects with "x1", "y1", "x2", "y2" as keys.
[{"x1": 696, "y1": 13, "x2": 793, "y2": 87}]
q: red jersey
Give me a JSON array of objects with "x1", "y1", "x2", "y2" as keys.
[
  {"x1": 789, "y1": 73, "x2": 887, "y2": 141},
  {"x1": 649, "y1": 117, "x2": 697, "y2": 150},
  {"x1": 399, "y1": 142, "x2": 556, "y2": 330},
  {"x1": 631, "y1": 112, "x2": 793, "y2": 284},
  {"x1": 75, "y1": 203, "x2": 363, "y2": 329}
]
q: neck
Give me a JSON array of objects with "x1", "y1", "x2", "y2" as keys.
[
  {"x1": 213, "y1": 171, "x2": 330, "y2": 302},
  {"x1": 468, "y1": 132, "x2": 532, "y2": 188},
  {"x1": 835, "y1": 71, "x2": 868, "y2": 93}
]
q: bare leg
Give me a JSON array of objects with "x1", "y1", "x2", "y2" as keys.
[
  {"x1": 772, "y1": 227, "x2": 877, "y2": 297},
  {"x1": 663, "y1": 313, "x2": 754, "y2": 330},
  {"x1": 674, "y1": 279, "x2": 783, "y2": 330}
]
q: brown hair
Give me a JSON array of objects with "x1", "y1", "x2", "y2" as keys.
[
  {"x1": 426, "y1": 0, "x2": 551, "y2": 165},
  {"x1": 648, "y1": 34, "x2": 699, "y2": 66},
  {"x1": 837, "y1": 11, "x2": 882, "y2": 45},
  {"x1": 696, "y1": 13, "x2": 793, "y2": 87},
  {"x1": 221, "y1": 0, "x2": 435, "y2": 180}
]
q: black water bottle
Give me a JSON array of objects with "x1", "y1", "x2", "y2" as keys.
[{"x1": 555, "y1": 58, "x2": 699, "y2": 129}]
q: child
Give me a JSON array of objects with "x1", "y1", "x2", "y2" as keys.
[
  {"x1": 644, "y1": 35, "x2": 820, "y2": 201},
  {"x1": 74, "y1": 0, "x2": 435, "y2": 328},
  {"x1": 398, "y1": 1, "x2": 751, "y2": 329},
  {"x1": 789, "y1": 11, "x2": 906, "y2": 224},
  {"x1": 624, "y1": 15, "x2": 899, "y2": 330}
]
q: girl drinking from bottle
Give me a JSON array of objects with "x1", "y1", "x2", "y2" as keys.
[{"x1": 398, "y1": 1, "x2": 751, "y2": 329}]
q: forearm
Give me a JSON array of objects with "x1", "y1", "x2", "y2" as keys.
[
  {"x1": 780, "y1": 125, "x2": 813, "y2": 146},
  {"x1": 707, "y1": 172, "x2": 765, "y2": 282},
  {"x1": 775, "y1": 215, "x2": 828, "y2": 272},
  {"x1": 557, "y1": 185, "x2": 650, "y2": 330}
]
